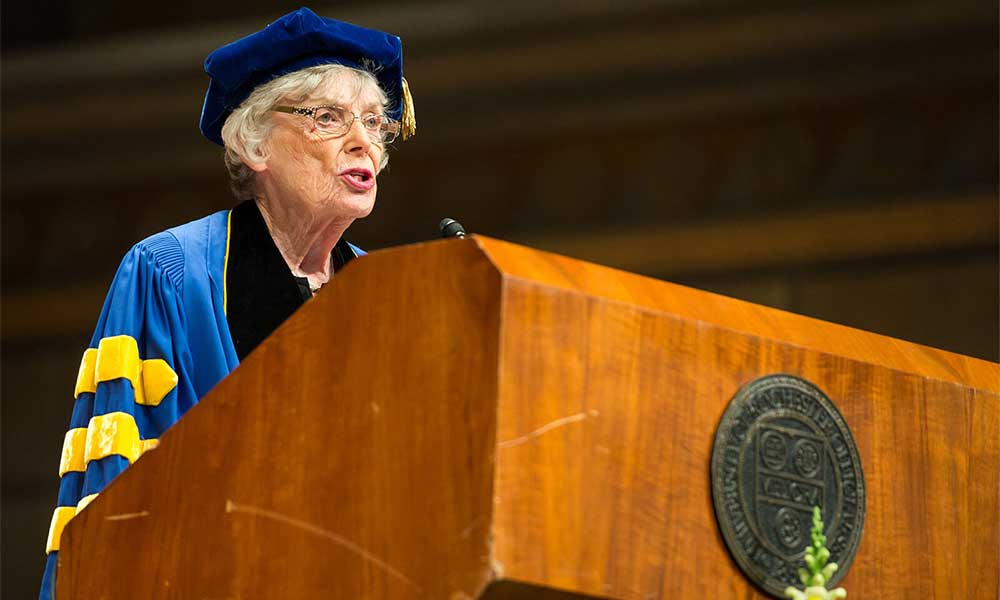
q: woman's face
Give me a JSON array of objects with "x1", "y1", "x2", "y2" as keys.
[{"x1": 256, "y1": 76, "x2": 386, "y2": 220}]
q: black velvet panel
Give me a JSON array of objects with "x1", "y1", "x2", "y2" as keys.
[{"x1": 225, "y1": 200, "x2": 358, "y2": 360}]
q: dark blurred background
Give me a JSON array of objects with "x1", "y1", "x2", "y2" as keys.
[{"x1": 2, "y1": 1, "x2": 997, "y2": 596}]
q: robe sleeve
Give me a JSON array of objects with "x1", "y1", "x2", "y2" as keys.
[{"x1": 39, "y1": 232, "x2": 196, "y2": 600}]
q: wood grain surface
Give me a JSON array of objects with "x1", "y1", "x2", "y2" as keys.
[
  {"x1": 477, "y1": 236, "x2": 998, "y2": 393},
  {"x1": 58, "y1": 236, "x2": 999, "y2": 599},
  {"x1": 59, "y1": 238, "x2": 504, "y2": 599},
  {"x1": 480, "y1": 236, "x2": 998, "y2": 598}
]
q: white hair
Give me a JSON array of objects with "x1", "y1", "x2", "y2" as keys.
[{"x1": 220, "y1": 63, "x2": 390, "y2": 200}]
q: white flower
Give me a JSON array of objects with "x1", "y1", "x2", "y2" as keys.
[{"x1": 785, "y1": 585, "x2": 847, "y2": 600}]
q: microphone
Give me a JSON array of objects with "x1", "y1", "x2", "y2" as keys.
[{"x1": 438, "y1": 217, "x2": 467, "y2": 238}]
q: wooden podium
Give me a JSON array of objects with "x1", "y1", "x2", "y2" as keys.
[{"x1": 57, "y1": 236, "x2": 998, "y2": 599}]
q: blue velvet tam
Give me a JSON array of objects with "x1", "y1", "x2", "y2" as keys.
[{"x1": 199, "y1": 7, "x2": 414, "y2": 146}]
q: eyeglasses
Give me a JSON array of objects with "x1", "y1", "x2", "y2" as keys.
[{"x1": 272, "y1": 105, "x2": 401, "y2": 144}]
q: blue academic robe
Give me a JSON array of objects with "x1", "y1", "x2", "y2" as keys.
[
  {"x1": 39, "y1": 209, "x2": 236, "y2": 599},
  {"x1": 39, "y1": 205, "x2": 362, "y2": 599}
]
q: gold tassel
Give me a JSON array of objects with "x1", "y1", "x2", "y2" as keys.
[{"x1": 400, "y1": 77, "x2": 416, "y2": 140}]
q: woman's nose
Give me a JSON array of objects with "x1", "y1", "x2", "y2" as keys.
[{"x1": 342, "y1": 117, "x2": 373, "y2": 153}]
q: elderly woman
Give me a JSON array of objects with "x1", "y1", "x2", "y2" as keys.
[{"x1": 39, "y1": 8, "x2": 413, "y2": 599}]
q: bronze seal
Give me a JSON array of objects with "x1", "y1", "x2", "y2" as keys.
[{"x1": 711, "y1": 375, "x2": 865, "y2": 597}]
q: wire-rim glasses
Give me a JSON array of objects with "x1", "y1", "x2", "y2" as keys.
[{"x1": 272, "y1": 105, "x2": 400, "y2": 144}]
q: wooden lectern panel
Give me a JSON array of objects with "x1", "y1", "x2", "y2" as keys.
[
  {"x1": 476, "y1": 237, "x2": 996, "y2": 392},
  {"x1": 477, "y1": 237, "x2": 998, "y2": 598},
  {"x1": 57, "y1": 236, "x2": 998, "y2": 599},
  {"x1": 59, "y1": 239, "x2": 504, "y2": 598}
]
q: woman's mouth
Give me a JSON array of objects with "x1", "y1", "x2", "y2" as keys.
[{"x1": 339, "y1": 168, "x2": 375, "y2": 191}]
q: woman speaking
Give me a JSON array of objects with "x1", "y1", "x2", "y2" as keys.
[{"x1": 39, "y1": 8, "x2": 414, "y2": 598}]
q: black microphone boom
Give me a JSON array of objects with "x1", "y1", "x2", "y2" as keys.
[{"x1": 438, "y1": 218, "x2": 467, "y2": 238}]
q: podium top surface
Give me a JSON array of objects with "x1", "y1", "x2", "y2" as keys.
[{"x1": 462, "y1": 235, "x2": 998, "y2": 393}]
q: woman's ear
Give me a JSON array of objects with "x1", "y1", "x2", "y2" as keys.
[
  {"x1": 243, "y1": 142, "x2": 269, "y2": 173},
  {"x1": 245, "y1": 156, "x2": 268, "y2": 174}
]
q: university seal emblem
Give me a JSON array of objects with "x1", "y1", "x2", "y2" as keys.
[{"x1": 711, "y1": 375, "x2": 865, "y2": 598}]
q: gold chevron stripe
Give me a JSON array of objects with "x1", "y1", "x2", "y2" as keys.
[
  {"x1": 76, "y1": 493, "x2": 98, "y2": 513},
  {"x1": 94, "y1": 335, "x2": 143, "y2": 399},
  {"x1": 74, "y1": 348, "x2": 98, "y2": 398},
  {"x1": 45, "y1": 492, "x2": 105, "y2": 554},
  {"x1": 73, "y1": 335, "x2": 178, "y2": 406},
  {"x1": 45, "y1": 506, "x2": 76, "y2": 553},
  {"x1": 83, "y1": 412, "x2": 142, "y2": 464},
  {"x1": 140, "y1": 358, "x2": 178, "y2": 407},
  {"x1": 58, "y1": 428, "x2": 88, "y2": 476},
  {"x1": 59, "y1": 418, "x2": 158, "y2": 477}
]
